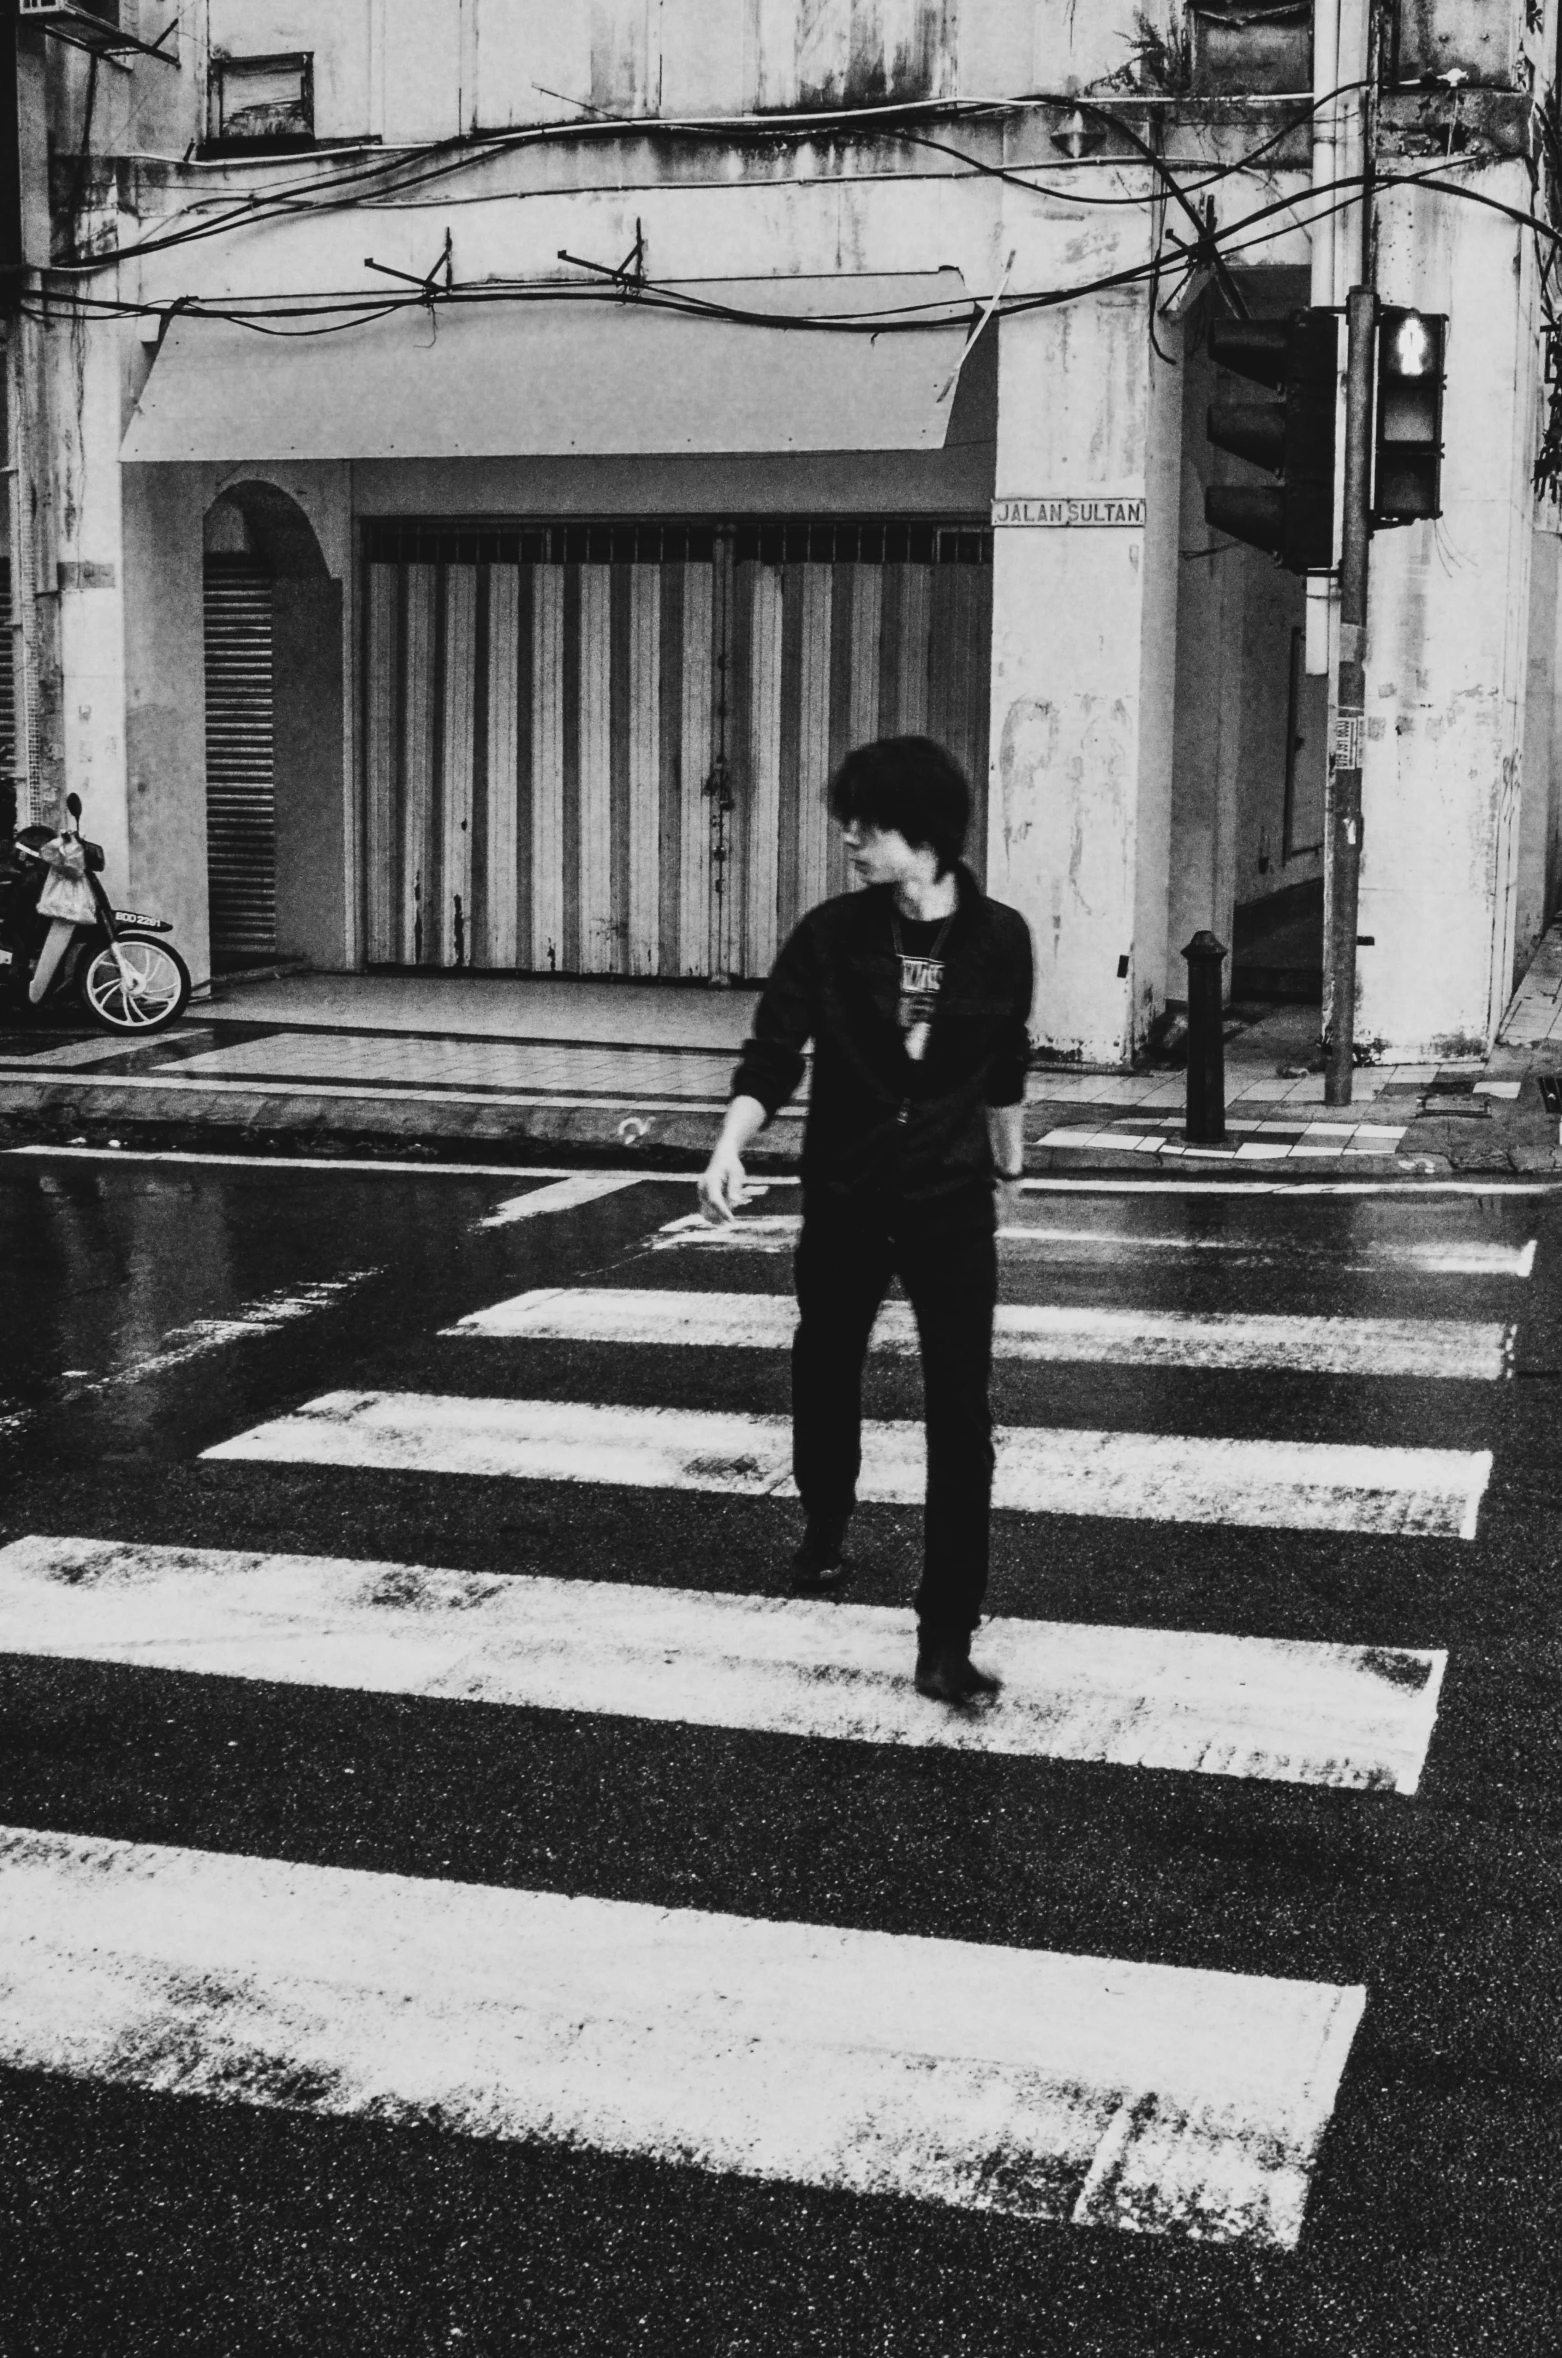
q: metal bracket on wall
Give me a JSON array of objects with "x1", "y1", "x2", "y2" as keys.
[
  {"x1": 364, "y1": 230, "x2": 455, "y2": 302},
  {"x1": 19, "y1": 4, "x2": 181, "y2": 66}
]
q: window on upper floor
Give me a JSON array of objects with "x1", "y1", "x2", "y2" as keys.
[
  {"x1": 206, "y1": 52, "x2": 315, "y2": 155},
  {"x1": 1188, "y1": 2, "x2": 1313, "y2": 97}
]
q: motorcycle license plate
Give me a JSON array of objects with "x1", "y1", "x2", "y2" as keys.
[{"x1": 0, "y1": 947, "x2": 11, "y2": 966}]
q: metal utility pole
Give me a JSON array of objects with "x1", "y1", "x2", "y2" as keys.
[{"x1": 1323, "y1": 283, "x2": 1376, "y2": 1107}]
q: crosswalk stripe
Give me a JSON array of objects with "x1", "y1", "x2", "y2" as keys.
[
  {"x1": 0, "y1": 1821, "x2": 1365, "y2": 2245},
  {"x1": 206, "y1": 1392, "x2": 1492, "y2": 1539},
  {"x1": 476, "y1": 1173, "x2": 644, "y2": 1228},
  {"x1": 448, "y1": 1286, "x2": 1514, "y2": 1381},
  {"x1": 653, "y1": 1212, "x2": 1538, "y2": 1278},
  {"x1": 0, "y1": 1536, "x2": 1447, "y2": 1793}
]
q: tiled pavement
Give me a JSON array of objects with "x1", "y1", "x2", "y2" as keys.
[
  {"x1": 0, "y1": 1018, "x2": 1428, "y2": 1166},
  {"x1": 0, "y1": 1022, "x2": 749, "y2": 1111}
]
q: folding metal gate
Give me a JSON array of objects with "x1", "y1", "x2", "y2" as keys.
[
  {"x1": 363, "y1": 520, "x2": 991, "y2": 979},
  {"x1": 203, "y1": 555, "x2": 277, "y2": 966}
]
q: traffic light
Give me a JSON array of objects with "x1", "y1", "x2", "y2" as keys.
[
  {"x1": 1373, "y1": 306, "x2": 1446, "y2": 525},
  {"x1": 1204, "y1": 309, "x2": 1338, "y2": 573}
]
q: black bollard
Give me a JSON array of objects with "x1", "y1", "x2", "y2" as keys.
[{"x1": 1181, "y1": 930, "x2": 1228, "y2": 1145}]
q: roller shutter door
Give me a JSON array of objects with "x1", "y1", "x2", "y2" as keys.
[
  {"x1": 203, "y1": 556, "x2": 277, "y2": 966},
  {"x1": 364, "y1": 520, "x2": 990, "y2": 979}
]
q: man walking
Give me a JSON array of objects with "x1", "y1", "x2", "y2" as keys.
[{"x1": 698, "y1": 736, "x2": 1034, "y2": 1704}]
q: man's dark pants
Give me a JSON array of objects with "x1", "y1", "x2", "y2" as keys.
[{"x1": 792, "y1": 1202, "x2": 998, "y2": 1645}]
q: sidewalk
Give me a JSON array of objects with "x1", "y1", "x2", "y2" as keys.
[
  {"x1": 2, "y1": 950, "x2": 1561, "y2": 1175},
  {"x1": 0, "y1": 971, "x2": 763, "y2": 1166}
]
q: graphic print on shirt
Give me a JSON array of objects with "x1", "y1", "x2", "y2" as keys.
[{"x1": 897, "y1": 955, "x2": 945, "y2": 1062}]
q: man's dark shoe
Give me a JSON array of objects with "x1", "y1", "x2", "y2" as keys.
[
  {"x1": 789, "y1": 1517, "x2": 851, "y2": 1596},
  {"x1": 914, "y1": 1642, "x2": 1001, "y2": 1704}
]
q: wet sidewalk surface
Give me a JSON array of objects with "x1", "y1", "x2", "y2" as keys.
[{"x1": 0, "y1": 961, "x2": 1559, "y2": 1175}]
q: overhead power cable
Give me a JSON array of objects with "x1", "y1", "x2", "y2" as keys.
[{"x1": 21, "y1": 157, "x2": 1557, "y2": 344}]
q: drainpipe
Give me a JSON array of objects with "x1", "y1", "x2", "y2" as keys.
[{"x1": 1304, "y1": 0, "x2": 1340, "y2": 681}]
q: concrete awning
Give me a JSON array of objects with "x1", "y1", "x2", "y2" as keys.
[{"x1": 122, "y1": 273, "x2": 972, "y2": 463}]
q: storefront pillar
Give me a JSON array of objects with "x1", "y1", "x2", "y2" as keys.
[{"x1": 986, "y1": 287, "x2": 1182, "y2": 1066}]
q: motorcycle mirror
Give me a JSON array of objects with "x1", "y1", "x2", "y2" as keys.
[{"x1": 65, "y1": 793, "x2": 82, "y2": 820}]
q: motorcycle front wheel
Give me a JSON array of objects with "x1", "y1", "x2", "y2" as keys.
[{"x1": 78, "y1": 932, "x2": 192, "y2": 1034}]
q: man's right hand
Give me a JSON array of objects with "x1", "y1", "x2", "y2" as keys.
[{"x1": 697, "y1": 1139, "x2": 748, "y2": 1225}]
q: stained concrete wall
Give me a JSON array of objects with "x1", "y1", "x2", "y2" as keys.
[
  {"x1": 121, "y1": 464, "x2": 210, "y2": 987},
  {"x1": 200, "y1": 1, "x2": 1173, "y2": 140},
  {"x1": 1356, "y1": 167, "x2": 1541, "y2": 1059},
  {"x1": 1516, "y1": 526, "x2": 1562, "y2": 988},
  {"x1": 49, "y1": 314, "x2": 131, "y2": 897}
]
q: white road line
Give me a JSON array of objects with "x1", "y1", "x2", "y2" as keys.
[
  {"x1": 0, "y1": 1821, "x2": 1365, "y2": 2244},
  {"x1": 4, "y1": 1147, "x2": 606, "y2": 1179},
  {"x1": 0, "y1": 1536, "x2": 1447, "y2": 1794},
  {"x1": 1018, "y1": 1178, "x2": 1561, "y2": 1196},
  {"x1": 476, "y1": 1174, "x2": 645, "y2": 1228},
  {"x1": 1036, "y1": 1125, "x2": 1406, "y2": 1160},
  {"x1": 449, "y1": 1286, "x2": 1514, "y2": 1381},
  {"x1": 206, "y1": 1393, "x2": 1492, "y2": 1540},
  {"x1": 655, "y1": 1212, "x2": 803, "y2": 1250},
  {"x1": 58, "y1": 1271, "x2": 381, "y2": 1396},
  {"x1": 653, "y1": 1211, "x2": 1536, "y2": 1278}
]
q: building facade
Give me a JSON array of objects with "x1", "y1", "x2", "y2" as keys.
[{"x1": 5, "y1": 0, "x2": 1561, "y2": 1066}]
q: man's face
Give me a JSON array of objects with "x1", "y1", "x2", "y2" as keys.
[{"x1": 840, "y1": 820, "x2": 923, "y2": 889}]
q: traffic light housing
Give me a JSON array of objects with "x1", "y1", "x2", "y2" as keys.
[
  {"x1": 1204, "y1": 309, "x2": 1338, "y2": 573},
  {"x1": 1374, "y1": 306, "x2": 1446, "y2": 525}
]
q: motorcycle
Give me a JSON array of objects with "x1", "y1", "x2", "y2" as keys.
[{"x1": 0, "y1": 790, "x2": 192, "y2": 1035}]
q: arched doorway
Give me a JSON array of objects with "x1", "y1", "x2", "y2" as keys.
[{"x1": 202, "y1": 483, "x2": 343, "y2": 972}]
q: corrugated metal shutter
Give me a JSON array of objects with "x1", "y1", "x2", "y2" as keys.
[
  {"x1": 363, "y1": 519, "x2": 990, "y2": 980},
  {"x1": 729, "y1": 521, "x2": 991, "y2": 979},
  {"x1": 203, "y1": 555, "x2": 277, "y2": 965},
  {"x1": 365, "y1": 524, "x2": 727, "y2": 974}
]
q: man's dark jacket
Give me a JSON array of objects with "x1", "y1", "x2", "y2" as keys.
[{"x1": 731, "y1": 864, "x2": 1034, "y2": 1231}]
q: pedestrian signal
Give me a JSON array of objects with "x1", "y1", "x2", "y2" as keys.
[
  {"x1": 1374, "y1": 306, "x2": 1446, "y2": 525},
  {"x1": 1204, "y1": 309, "x2": 1338, "y2": 573}
]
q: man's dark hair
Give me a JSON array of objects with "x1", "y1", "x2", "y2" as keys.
[{"x1": 826, "y1": 737, "x2": 971, "y2": 877}]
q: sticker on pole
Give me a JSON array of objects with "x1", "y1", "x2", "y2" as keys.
[{"x1": 1331, "y1": 710, "x2": 1365, "y2": 771}]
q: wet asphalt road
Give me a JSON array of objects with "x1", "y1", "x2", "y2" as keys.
[{"x1": 2, "y1": 1153, "x2": 1562, "y2": 2355}]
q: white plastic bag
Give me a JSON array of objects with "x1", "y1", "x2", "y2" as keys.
[{"x1": 36, "y1": 836, "x2": 97, "y2": 926}]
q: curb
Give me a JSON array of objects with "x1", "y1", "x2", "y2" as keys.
[{"x1": 6, "y1": 1066, "x2": 1561, "y2": 1180}]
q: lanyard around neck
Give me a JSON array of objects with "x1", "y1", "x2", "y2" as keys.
[{"x1": 890, "y1": 902, "x2": 955, "y2": 963}]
